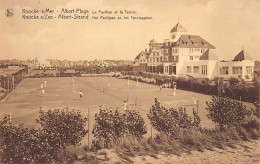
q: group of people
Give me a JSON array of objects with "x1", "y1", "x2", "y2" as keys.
[
  {"x1": 160, "y1": 82, "x2": 177, "y2": 96},
  {"x1": 40, "y1": 81, "x2": 47, "y2": 96}
]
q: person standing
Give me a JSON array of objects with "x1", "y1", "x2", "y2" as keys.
[
  {"x1": 173, "y1": 84, "x2": 176, "y2": 96},
  {"x1": 40, "y1": 83, "x2": 44, "y2": 89},
  {"x1": 124, "y1": 100, "x2": 127, "y2": 110},
  {"x1": 41, "y1": 88, "x2": 45, "y2": 96},
  {"x1": 193, "y1": 95, "x2": 197, "y2": 106},
  {"x1": 79, "y1": 90, "x2": 83, "y2": 101},
  {"x1": 44, "y1": 80, "x2": 47, "y2": 88}
]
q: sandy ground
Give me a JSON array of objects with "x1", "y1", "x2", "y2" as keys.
[
  {"x1": 75, "y1": 139, "x2": 259, "y2": 164},
  {"x1": 131, "y1": 140, "x2": 260, "y2": 164}
]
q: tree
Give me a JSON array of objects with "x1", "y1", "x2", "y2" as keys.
[
  {"x1": 0, "y1": 115, "x2": 50, "y2": 163},
  {"x1": 0, "y1": 109, "x2": 88, "y2": 163},
  {"x1": 92, "y1": 108, "x2": 147, "y2": 147},
  {"x1": 36, "y1": 108, "x2": 88, "y2": 155},
  {"x1": 147, "y1": 98, "x2": 200, "y2": 136},
  {"x1": 206, "y1": 96, "x2": 251, "y2": 130}
]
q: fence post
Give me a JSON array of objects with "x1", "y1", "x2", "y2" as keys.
[
  {"x1": 12, "y1": 76, "x2": 15, "y2": 89},
  {"x1": 151, "y1": 125, "x2": 153, "y2": 140},
  {"x1": 197, "y1": 100, "x2": 199, "y2": 114},
  {"x1": 7, "y1": 76, "x2": 9, "y2": 93},
  {"x1": 88, "y1": 108, "x2": 90, "y2": 151}
]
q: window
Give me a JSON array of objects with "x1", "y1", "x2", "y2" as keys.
[
  {"x1": 165, "y1": 66, "x2": 169, "y2": 73},
  {"x1": 190, "y1": 56, "x2": 193, "y2": 60},
  {"x1": 164, "y1": 57, "x2": 168, "y2": 62},
  {"x1": 173, "y1": 49, "x2": 178, "y2": 53},
  {"x1": 172, "y1": 56, "x2": 178, "y2": 62},
  {"x1": 157, "y1": 58, "x2": 159, "y2": 62},
  {"x1": 193, "y1": 66, "x2": 199, "y2": 73},
  {"x1": 246, "y1": 66, "x2": 252, "y2": 75},
  {"x1": 232, "y1": 67, "x2": 242, "y2": 75},
  {"x1": 157, "y1": 52, "x2": 159, "y2": 56},
  {"x1": 176, "y1": 56, "x2": 178, "y2": 62},
  {"x1": 219, "y1": 66, "x2": 229, "y2": 75},
  {"x1": 201, "y1": 65, "x2": 207, "y2": 75},
  {"x1": 187, "y1": 66, "x2": 192, "y2": 73}
]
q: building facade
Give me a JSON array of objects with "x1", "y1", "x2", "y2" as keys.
[{"x1": 133, "y1": 23, "x2": 254, "y2": 81}]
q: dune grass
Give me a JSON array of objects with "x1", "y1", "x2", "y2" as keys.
[{"x1": 60, "y1": 118, "x2": 260, "y2": 163}]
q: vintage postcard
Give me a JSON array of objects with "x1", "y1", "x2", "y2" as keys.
[{"x1": 0, "y1": 0, "x2": 259, "y2": 163}]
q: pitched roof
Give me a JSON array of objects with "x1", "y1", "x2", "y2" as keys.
[
  {"x1": 170, "y1": 23, "x2": 187, "y2": 33},
  {"x1": 162, "y1": 42, "x2": 174, "y2": 49},
  {"x1": 135, "y1": 51, "x2": 149, "y2": 59},
  {"x1": 199, "y1": 49, "x2": 218, "y2": 60},
  {"x1": 151, "y1": 43, "x2": 164, "y2": 50},
  {"x1": 234, "y1": 50, "x2": 252, "y2": 61},
  {"x1": 173, "y1": 35, "x2": 215, "y2": 49}
]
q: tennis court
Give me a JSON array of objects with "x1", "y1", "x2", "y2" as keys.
[{"x1": 0, "y1": 76, "x2": 254, "y2": 145}]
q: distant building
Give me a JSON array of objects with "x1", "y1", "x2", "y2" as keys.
[
  {"x1": 133, "y1": 22, "x2": 255, "y2": 81},
  {"x1": 0, "y1": 67, "x2": 26, "y2": 93}
]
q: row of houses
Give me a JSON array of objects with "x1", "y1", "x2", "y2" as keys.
[{"x1": 133, "y1": 22, "x2": 255, "y2": 81}]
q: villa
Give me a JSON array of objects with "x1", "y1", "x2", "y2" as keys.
[{"x1": 133, "y1": 22, "x2": 254, "y2": 81}]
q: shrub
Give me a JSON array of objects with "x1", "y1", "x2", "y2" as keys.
[
  {"x1": 206, "y1": 96, "x2": 251, "y2": 130},
  {"x1": 228, "y1": 77, "x2": 239, "y2": 86},
  {"x1": 36, "y1": 108, "x2": 88, "y2": 153},
  {"x1": 147, "y1": 98, "x2": 201, "y2": 136},
  {"x1": 252, "y1": 102, "x2": 260, "y2": 119},
  {"x1": 124, "y1": 109, "x2": 147, "y2": 139},
  {"x1": 0, "y1": 108, "x2": 88, "y2": 163},
  {"x1": 0, "y1": 115, "x2": 50, "y2": 163},
  {"x1": 92, "y1": 108, "x2": 147, "y2": 148}
]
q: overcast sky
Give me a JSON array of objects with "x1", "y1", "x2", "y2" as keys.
[{"x1": 0, "y1": 0, "x2": 259, "y2": 62}]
